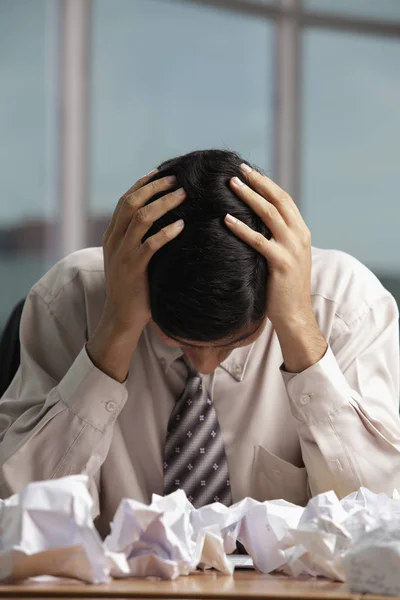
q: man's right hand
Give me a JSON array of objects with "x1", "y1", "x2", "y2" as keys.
[{"x1": 87, "y1": 170, "x2": 186, "y2": 382}]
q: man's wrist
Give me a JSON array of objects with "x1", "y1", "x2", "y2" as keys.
[
  {"x1": 272, "y1": 310, "x2": 328, "y2": 374},
  {"x1": 87, "y1": 316, "x2": 145, "y2": 383}
]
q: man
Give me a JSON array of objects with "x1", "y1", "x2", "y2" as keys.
[{"x1": 0, "y1": 149, "x2": 399, "y2": 538}]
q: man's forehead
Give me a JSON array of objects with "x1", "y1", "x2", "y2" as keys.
[{"x1": 166, "y1": 320, "x2": 265, "y2": 348}]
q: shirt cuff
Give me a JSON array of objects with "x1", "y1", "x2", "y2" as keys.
[
  {"x1": 57, "y1": 346, "x2": 128, "y2": 432},
  {"x1": 281, "y1": 346, "x2": 353, "y2": 425}
]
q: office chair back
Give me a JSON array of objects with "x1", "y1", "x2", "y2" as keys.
[{"x1": 0, "y1": 299, "x2": 25, "y2": 397}]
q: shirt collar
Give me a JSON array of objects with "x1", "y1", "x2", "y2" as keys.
[
  {"x1": 219, "y1": 343, "x2": 255, "y2": 381},
  {"x1": 146, "y1": 324, "x2": 184, "y2": 372},
  {"x1": 146, "y1": 324, "x2": 255, "y2": 382}
]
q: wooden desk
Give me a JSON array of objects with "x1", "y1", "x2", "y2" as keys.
[{"x1": 0, "y1": 571, "x2": 395, "y2": 600}]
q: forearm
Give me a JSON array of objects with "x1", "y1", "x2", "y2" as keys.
[
  {"x1": 299, "y1": 407, "x2": 400, "y2": 498},
  {"x1": 1, "y1": 401, "x2": 103, "y2": 496},
  {"x1": 282, "y1": 346, "x2": 400, "y2": 498},
  {"x1": 0, "y1": 346, "x2": 128, "y2": 498},
  {"x1": 273, "y1": 311, "x2": 328, "y2": 374},
  {"x1": 87, "y1": 311, "x2": 145, "y2": 383}
]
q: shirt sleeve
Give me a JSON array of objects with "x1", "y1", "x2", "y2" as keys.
[
  {"x1": 281, "y1": 293, "x2": 400, "y2": 499},
  {"x1": 0, "y1": 287, "x2": 128, "y2": 516}
]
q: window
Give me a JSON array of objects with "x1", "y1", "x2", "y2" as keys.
[
  {"x1": 1, "y1": 0, "x2": 400, "y2": 327},
  {"x1": 0, "y1": 0, "x2": 57, "y2": 327},
  {"x1": 301, "y1": 29, "x2": 400, "y2": 300},
  {"x1": 89, "y1": 0, "x2": 274, "y2": 230}
]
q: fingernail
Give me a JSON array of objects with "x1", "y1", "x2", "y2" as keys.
[
  {"x1": 233, "y1": 176, "x2": 244, "y2": 187},
  {"x1": 166, "y1": 176, "x2": 177, "y2": 184},
  {"x1": 225, "y1": 213, "x2": 237, "y2": 225},
  {"x1": 175, "y1": 187, "x2": 185, "y2": 197},
  {"x1": 174, "y1": 219, "x2": 185, "y2": 229},
  {"x1": 241, "y1": 163, "x2": 252, "y2": 174},
  {"x1": 145, "y1": 168, "x2": 158, "y2": 177}
]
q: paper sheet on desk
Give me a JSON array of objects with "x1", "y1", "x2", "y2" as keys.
[{"x1": 3, "y1": 476, "x2": 400, "y2": 596}]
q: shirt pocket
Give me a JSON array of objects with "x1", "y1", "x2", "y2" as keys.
[{"x1": 251, "y1": 444, "x2": 310, "y2": 506}]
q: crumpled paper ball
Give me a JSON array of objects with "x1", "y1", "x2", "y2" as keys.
[
  {"x1": 0, "y1": 475, "x2": 114, "y2": 583},
  {"x1": 105, "y1": 489, "x2": 233, "y2": 579}
]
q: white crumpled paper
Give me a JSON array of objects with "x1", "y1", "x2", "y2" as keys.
[
  {"x1": 105, "y1": 489, "x2": 233, "y2": 579},
  {"x1": 0, "y1": 476, "x2": 115, "y2": 583},
  {"x1": 238, "y1": 487, "x2": 400, "y2": 594},
  {"x1": 2, "y1": 475, "x2": 400, "y2": 596}
]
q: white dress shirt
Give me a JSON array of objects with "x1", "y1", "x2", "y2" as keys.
[{"x1": 0, "y1": 246, "x2": 399, "y2": 537}]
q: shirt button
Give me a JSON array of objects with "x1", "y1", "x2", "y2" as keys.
[
  {"x1": 299, "y1": 394, "x2": 311, "y2": 406},
  {"x1": 105, "y1": 401, "x2": 117, "y2": 413}
]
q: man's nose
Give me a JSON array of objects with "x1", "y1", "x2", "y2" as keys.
[{"x1": 183, "y1": 348, "x2": 221, "y2": 375}]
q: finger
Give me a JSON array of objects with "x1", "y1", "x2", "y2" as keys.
[
  {"x1": 124, "y1": 187, "x2": 186, "y2": 249},
  {"x1": 124, "y1": 168, "x2": 159, "y2": 197},
  {"x1": 126, "y1": 174, "x2": 177, "y2": 210},
  {"x1": 224, "y1": 213, "x2": 280, "y2": 263},
  {"x1": 110, "y1": 175, "x2": 177, "y2": 244},
  {"x1": 139, "y1": 219, "x2": 185, "y2": 265},
  {"x1": 103, "y1": 168, "x2": 158, "y2": 246},
  {"x1": 239, "y1": 164, "x2": 302, "y2": 226},
  {"x1": 230, "y1": 177, "x2": 287, "y2": 242},
  {"x1": 103, "y1": 196, "x2": 125, "y2": 246}
]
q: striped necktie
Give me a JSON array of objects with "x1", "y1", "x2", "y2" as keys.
[{"x1": 163, "y1": 358, "x2": 232, "y2": 508}]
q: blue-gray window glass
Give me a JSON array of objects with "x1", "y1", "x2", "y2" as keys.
[
  {"x1": 0, "y1": 0, "x2": 57, "y2": 328},
  {"x1": 301, "y1": 29, "x2": 400, "y2": 304}
]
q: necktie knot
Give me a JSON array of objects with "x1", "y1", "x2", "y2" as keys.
[
  {"x1": 183, "y1": 354, "x2": 195, "y2": 373},
  {"x1": 183, "y1": 356, "x2": 201, "y2": 386}
]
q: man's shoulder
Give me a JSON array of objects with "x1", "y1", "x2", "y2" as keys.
[
  {"x1": 310, "y1": 247, "x2": 397, "y2": 327},
  {"x1": 32, "y1": 247, "x2": 105, "y2": 307}
]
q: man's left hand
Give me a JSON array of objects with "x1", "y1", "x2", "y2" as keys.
[{"x1": 225, "y1": 163, "x2": 327, "y2": 373}]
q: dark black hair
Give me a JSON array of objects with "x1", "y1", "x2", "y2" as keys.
[{"x1": 143, "y1": 149, "x2": 271, "y2": 342}]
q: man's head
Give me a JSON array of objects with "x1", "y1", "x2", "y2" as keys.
[{"x1": 143, "y1": 149, "x2": 271, "y2": 373}]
